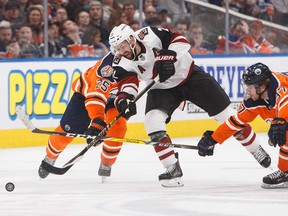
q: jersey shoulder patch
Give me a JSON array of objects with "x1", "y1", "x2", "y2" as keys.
[
  {"x1": 138, "y1": 28, "x2": 149, "y2": 40},
  {"x1": 100, "y1": 65, "x2": 114, "y2": 77}
]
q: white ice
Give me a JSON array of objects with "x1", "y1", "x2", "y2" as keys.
[{"x1": 1, "y1": 133, "x2": 288, "y2": 216}]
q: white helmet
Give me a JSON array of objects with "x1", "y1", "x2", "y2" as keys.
[{"x1": 109, "y1": 24, "x2": 134, "y2": 52}]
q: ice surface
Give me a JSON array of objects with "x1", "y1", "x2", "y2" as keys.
[{"x1": 1, "y1": 133, "x2": 288, "y2": 216}]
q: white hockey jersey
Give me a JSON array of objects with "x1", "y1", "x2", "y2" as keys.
[{"x1": 112, "y1": 27, "x2": 194, "y2": 97}]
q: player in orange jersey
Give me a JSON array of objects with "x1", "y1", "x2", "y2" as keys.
[
  {"x1": 38, "y1": 52, "x2": 127, "y2": 182},
  {"x1": 197, "y1": 62, "x2": 288, "y2": 188}
]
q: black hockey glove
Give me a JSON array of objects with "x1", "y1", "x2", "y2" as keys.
[
  {"x1": 85, "y1": 118, "x2": 107, "y2": 144},
  {"x1": 197, "y1": 130, "x2": 217, "y2": 157},
  {"x1": 154, "y1": 49, "x2": 177, "y2": 83},
  {"x1": 115, "y1": 92, "x2": 136, "y2": 119},
  {"x1": 268, "y1": 117, "x2": 287, "y2": 147}
]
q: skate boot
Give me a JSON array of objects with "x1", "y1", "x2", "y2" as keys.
[
  {"x1": 38, "y1": 156, "x2": 56, "y2": 179},
  {"x1": 158, "y1": 153, "x2": 184, "y2": 187},
  {"x1": 252, "y1": 145, "x2": 271, "y2": 168},
  {"x1": 98, "y1": 163, "x2": 111, "y2": 183},
  {"x1": 261, "y1": 169, "x2": 288, "y2": 189}
]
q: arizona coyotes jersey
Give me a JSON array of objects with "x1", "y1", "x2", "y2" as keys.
[
  {"x1": 72, "y1": 52, "x2": 117, "y2": 120},
  {"x1": 112, "y1": 26, "x2": 193, "y2": 97},
  {"x1": 212, "y1": 71, "x2": 288, "y2": 144}
]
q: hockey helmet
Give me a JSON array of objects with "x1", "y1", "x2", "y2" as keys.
[
  {"x1": 109, "y1": 24, "x2": 134, "y2": 51},
  {"x1": 242, "y1": 62, "x2": 271, "y2": 85}
]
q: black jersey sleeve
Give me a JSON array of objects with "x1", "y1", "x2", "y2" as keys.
[
  {"x1": 113, "y1": 66, "x2": 138, "y2": 82},
  {"x1": 150, "y1": 27, "x2": 173, "y2": 50}
]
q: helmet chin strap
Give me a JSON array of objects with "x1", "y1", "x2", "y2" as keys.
[
  {"x1": 129, "y1": 37, "x2": 137, "y2": 60},
  {"x1": 255, "y1": 85, "x2": 268, "y2": 100}
]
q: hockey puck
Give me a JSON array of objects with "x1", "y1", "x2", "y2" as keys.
[{"x1": 5, "y1": 182, "x2": 15, "y2": 192}]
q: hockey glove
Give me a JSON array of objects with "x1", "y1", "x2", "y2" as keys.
[
  {"x1": 197, "y1": 130, "x2": 217, "y2": 157},
  {"x1": 268, "y1": 117, "x2": 287, "y2": 147},
  {"x1": 115, "y1": 92, "x2": 136, "y2": 119},
  {"x1": 85, "y1": 118, "x2": 107, "y2": 144},
  {"x1": 154, "y1": 49, "x2": 177, "y2": 83}
]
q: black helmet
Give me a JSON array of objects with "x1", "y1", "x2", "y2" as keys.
[{"x1": 242, "y1": 62, "x2": 271, "y2": 85}]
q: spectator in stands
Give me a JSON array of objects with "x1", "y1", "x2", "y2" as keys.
[
  {"x1": 158, "y1": 0, "x2": 188, "y2": 21},
  {"x1": 53, "y1": 6, "x2": 68, "y2": 24},
  {"x1": 17, "y1": 25, "x2": 42, "y2": 58},
  {"x1": 239, "y1": 0, "x2": 274, "y2": 21},
  {"x1": 0, "y1": 20, "x2": 13, "y2": 52},
  {"x1": 271, "y1": 0, "x2": 288, "y2": 26},
  {"x1": 239, "y1": 0, "x2": 261, "y2": 18},
  {"x1": 28, "y1": 0, "x2": 43, "y2": 8},
  {"x1": 88, "y1": 0, "x2": 109, "y2": 46},
  {"x1": 18, "y1": 0, "x2": 29, "y2": 18},
  {"x1": 26, "y1": 6, "x2": 44, "y2": 46},
  {"x1": 65, "y1": 0, "x2": 91, "y2": 21},
  {"x1": 75, "y1": 10, "x2": 90, "y2": 35},
  {"x1": 215, "y1": 20, "x2": 255, "y2": 54},
  {"x1": 0, "y1": 0, "x2": 8, "y2": 20},
  {"x1": 39, "y1": 21, "x2": 65, "y2": 57},
  {"x1": 197, "y1": 9, "x2": 225, "y2": 51},
  {"x1": 173, "y1": 19, "x2": 189, "y2": 37},
  {"x1": 48, "y1": 0, "x2": 63, "y2": 20},
  {"x1": 244, "y1": 19, "x2": 280, "y2": 53},
  {"x1": 142, "y1": 5, "x2": 157, "y2": 27},
  {"x1": 156, "y1": 7, "x2": 172, "y2": 26},
  {"x1": 2, "y1": 0, "x2": 24, "y2": 32},
  {"x1": 83, "y1": 25, "x2": 109, "y2": 57},
  {"x1": 101, "y1": 0, "x2": 123, "y2": 25},
  {"x1": 59, "y1": 19, "x2": 89, "y2": 57},
  {"x1": 188, "y1": 23, "x2": 213, "y2": 55},
  {"x1": 129, "y1": 19, "x2": 140, "y2": 31},
  {"x1": 257, "y1": 0, "x2": 274, "y2": 21},
  {"x1": 5, "y1": 40, "x2": 20, "y2": 58},
  {"x1": 107, "y1": 9, "x2": 128, "y2": 31},
  {"x1": 134, "y1": 0, "x2": 154, "y2": 21},
  {"x1": 122, "y1": 0, "x2": 136, "y2": 23}
]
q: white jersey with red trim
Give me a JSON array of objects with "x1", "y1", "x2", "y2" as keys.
[{"x1": 112, "y1": 27, "x2": 193, "y2": 95}]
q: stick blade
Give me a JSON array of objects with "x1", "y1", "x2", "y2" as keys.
[
  {"x1": 15, "y1": 106, "x2": 36, "y2": 132},
  {"x1": 41, "y1": 160, "x2": 72, "y2": 175}
]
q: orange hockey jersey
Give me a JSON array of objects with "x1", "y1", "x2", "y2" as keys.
[
  {"x1": 72, "y1": 52, "x2": 117, "y2": 121},
  {"x1": 212, "y1": 71, "x2": 288, "y2": 144}
]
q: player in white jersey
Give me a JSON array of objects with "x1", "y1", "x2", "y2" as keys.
[{"x1": 108, "y1": 24, "x2": 271, "y2": 187}]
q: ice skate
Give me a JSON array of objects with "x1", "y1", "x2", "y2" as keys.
[
  {"x1": 38, "y1": 156, "x2": 56, "y2": 179},
  {"x1": 252, "y1": 145, "x2": 271, "y2": 168},
  {"x1": 261, "y1": 169, "x2": 288, "y2": 189},
  {"x1": 158, "y1": 153, "x2": 184, "y2": 187},
  {"x1": 98, "y1": 163, "x2": 111, "y2": 183}
]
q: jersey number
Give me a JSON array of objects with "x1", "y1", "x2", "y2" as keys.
[{"x1": 96, "y1": 79, "x2": 110, "y2": 92}]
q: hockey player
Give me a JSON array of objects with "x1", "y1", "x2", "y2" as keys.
[
  {"x1": 197, "y1": 62, "x2": 288, "y2": 188},
  {"x1": 108, "y1": 24, "x2": 271, "y2": 187},
  {"x1": 38, "y1": 52, "x2": 127, "y2": 182}
]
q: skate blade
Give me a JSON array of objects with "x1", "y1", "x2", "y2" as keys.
[
  {"x1": 261, "y1": 181, "x2": 288, "y2": 189},
  {"x1": 160, "y1": 177, "x2": 184, "y2": 187},
  {"x1": 101, "y1": 176, "x2": 107, "y2": 184}
]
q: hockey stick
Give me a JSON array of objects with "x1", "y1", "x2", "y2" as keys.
[
  {"x1": 16, "y1": 106, "x2": 197, "y2": 150},
  {"x1": 17, "y1": 77, "x2": 159, "y2": 175}
]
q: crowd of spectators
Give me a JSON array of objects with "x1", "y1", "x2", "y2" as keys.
[{"x1": 0, "y1": 0, "x2": 287, "y2": 59}]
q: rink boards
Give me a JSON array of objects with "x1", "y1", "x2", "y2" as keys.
[{"x1": 1, "y1": 54, "x2": 286, "y2": 148}]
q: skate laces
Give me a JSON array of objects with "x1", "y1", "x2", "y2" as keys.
[{"x1": 267, "y1": 170, "x2": 285, "y2": 180}]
